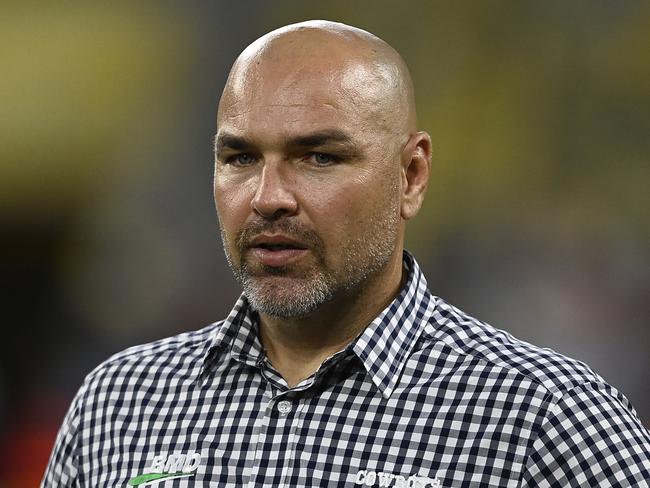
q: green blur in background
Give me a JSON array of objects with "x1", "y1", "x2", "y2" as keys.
[{"x1": 1, "y1": 2, "x2": 648, "y2": 486}]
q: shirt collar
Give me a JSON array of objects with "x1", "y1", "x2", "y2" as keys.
[
  {"x1": 200, "y1": 251, "x2": 436, "y2": 398},
  {"x1": 200, "y1": 294, "x2": 264, "y2": 376},
  {"x1": 350, "y1": 251, "x2": 436, "y2": 397}
]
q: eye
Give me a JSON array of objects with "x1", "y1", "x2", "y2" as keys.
[
  {"x1": 309, "y1": 152, "x2": 336, "y2": 166},
  {"x1": 226, "y1": 153, "x2": 255, "y2": 166}
]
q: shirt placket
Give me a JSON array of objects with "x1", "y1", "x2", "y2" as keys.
[{"x1": 247, "y1": 366, "x2": 305, "y2": 487}]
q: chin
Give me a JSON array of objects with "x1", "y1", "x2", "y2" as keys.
[{"x1": 244, "y1": 277, "x2": 335, "y2": 319}]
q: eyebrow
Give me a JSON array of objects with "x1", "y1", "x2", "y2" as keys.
[
  {"x1": 214, "y1": 133, "x2": 251, "y2": 154},
  {"x1": 288, "y1": 129, "x2": 353, "y2": 148},
  {"x1": 214, "y1": 129, "x2": 355, "y2": 155}
]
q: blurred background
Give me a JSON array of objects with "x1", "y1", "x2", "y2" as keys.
[{"x1": 1, "y1": 1, "x2": 648, "y2": 485}]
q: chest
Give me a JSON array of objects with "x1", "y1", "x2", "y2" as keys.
[{"x1": 77, "y1": 366, "x2": 545, "y2": 487}]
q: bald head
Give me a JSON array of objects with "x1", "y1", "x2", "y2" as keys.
[{"x1": 218, "y1": 20, "x2": 417, "y2": 140}]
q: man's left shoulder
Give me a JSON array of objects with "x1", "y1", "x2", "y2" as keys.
[{"x1": 423, "y1": 298, "x2": 626, "y2": 402}]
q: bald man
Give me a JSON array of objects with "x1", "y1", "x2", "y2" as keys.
[{"x1": 43, "y1": 21, "x2": 649, "y2": 488}]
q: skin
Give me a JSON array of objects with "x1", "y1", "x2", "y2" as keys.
[{"x1": 214, "y1": 21, "x2": 431, "y2": 387}]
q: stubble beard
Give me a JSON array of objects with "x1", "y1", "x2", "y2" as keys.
[{"x1": 220, "y1": 208, "x2": 400, "y2": 319}]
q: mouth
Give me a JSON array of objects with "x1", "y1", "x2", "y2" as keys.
[
  {"x1": 254, "y1": 243, "x2": 305, "y2": 251},
  {"x1": 249, "y1": 234, "x2": 308, "y2": 250},
  {"x1": 247, "y1": 235, "x2": 309, "y2": 267}
]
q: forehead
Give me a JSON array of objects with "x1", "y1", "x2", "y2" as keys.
[{"x1": 218, "y1": 56, "x2": 389, "y2": 139}]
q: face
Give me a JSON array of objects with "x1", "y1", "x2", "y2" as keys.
[{"x1": 214, "y1": 54, "x2": 405, "y2": 318}]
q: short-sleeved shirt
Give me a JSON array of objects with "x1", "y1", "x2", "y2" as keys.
[{"x1": 42, "y1": 252, "x2": 650, "y2": 487}]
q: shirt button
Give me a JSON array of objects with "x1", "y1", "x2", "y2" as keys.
[{"x1": 277, "y1": 400, "x2": 292, "y2": 415}]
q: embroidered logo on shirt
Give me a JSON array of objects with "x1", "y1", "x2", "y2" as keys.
[
  {"x1": 127, "y1": 452, "x2": 201, "y2": 486},
  {"x1": 355, "y1": 469, "x2": 441, "y2": 487}
]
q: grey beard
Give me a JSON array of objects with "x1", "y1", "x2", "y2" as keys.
[
  {"x1": 223, "y1": 236, "x2": 395, "y2": 319},
  {"x1": 218, "y1": 196, "x2": 400, "y2": 319},
  {"x1": 235, "y1": 263, "x2": 336, "y2": 318},
  {"x1": 220, "y1": 221, "x2": 339, "y2": 318}
]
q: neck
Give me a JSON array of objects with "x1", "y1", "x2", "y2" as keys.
[{"x1": 258, "y1": 250, "x2": 405, "y2": 387}]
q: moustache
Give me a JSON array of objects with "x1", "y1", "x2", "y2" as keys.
[{"x1": 236, "y1": 219, "x2": 324, "y2": 252}]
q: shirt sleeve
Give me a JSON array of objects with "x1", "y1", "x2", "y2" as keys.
[
  {"x1": 41, "y1": 383, "x2": 85, "y2": 488},
  {"x1": 520, "y1": 382, "x2": 650, "y2": 487}
]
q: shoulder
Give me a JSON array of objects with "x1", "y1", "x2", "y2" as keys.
[
  {"x1": 41, "y1": 321, "x2": 227, "y2": 486},
  {"x1": 80, "y1": 321, "x2": 224, "y2": 394},
  {"x1": 521, "y1": 363, "x2": 650, "y2": 485},
  {"x1": 421, "y1": 298, "x2": 650, "y2": 484},
  {"x1": 425, "y1": 298, "x2": 623, "y2": 402}
]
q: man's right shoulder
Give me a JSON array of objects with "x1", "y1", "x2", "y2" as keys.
[{"x1": 82, "y1": 321, "x2": 225, "y2": 389}]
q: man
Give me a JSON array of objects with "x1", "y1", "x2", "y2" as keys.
[{"x1": 43, "y1": 20, "x2": 649, "y2": 488}]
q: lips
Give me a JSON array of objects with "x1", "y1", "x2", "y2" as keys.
[
  {"x1": 250, "y1": 234, "x2": 307, "y2": 250},
  {"x1": 248, "y1": 234, "x2": 309, "y2": 267}
]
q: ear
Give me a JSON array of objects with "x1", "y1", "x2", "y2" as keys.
[{"x1": 400, "y1": 131, "x2": 432, "y2": 220}]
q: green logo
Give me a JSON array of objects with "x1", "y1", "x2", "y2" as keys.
[{"x1": 127, "y1": 472, "x2": 194, "y2": 486}]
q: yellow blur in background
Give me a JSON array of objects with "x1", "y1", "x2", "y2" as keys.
[{"x1": 1, "y1": 2, "x2": 648, "y2": 485}]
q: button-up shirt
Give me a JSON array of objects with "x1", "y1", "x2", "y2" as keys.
[{"x1": 43, "y1": 252, "x2": 650, "y2": 487}]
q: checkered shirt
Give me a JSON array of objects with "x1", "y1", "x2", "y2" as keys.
[{"x1": 43, "y1": 252, "x2": 650, "y2": 487}]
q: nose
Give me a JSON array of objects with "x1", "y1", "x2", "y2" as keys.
[{"x1": 251, "y1": 162, "x2": 298, "y2": 219}]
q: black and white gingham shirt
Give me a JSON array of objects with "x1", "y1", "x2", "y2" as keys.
[{"x1": 43, "y1": 252, "x2": 650, "y2": 487}]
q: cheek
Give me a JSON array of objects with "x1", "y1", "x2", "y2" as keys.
[
  {"x1": 308, "y1": 175, "x2": 392, "y2": 238},
  {"x1": 345, "y1": 168, "x2": 399, "y2": 214},
  {"x1": 214, "y1": 179, "x2": 250, "y2": 240}
]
